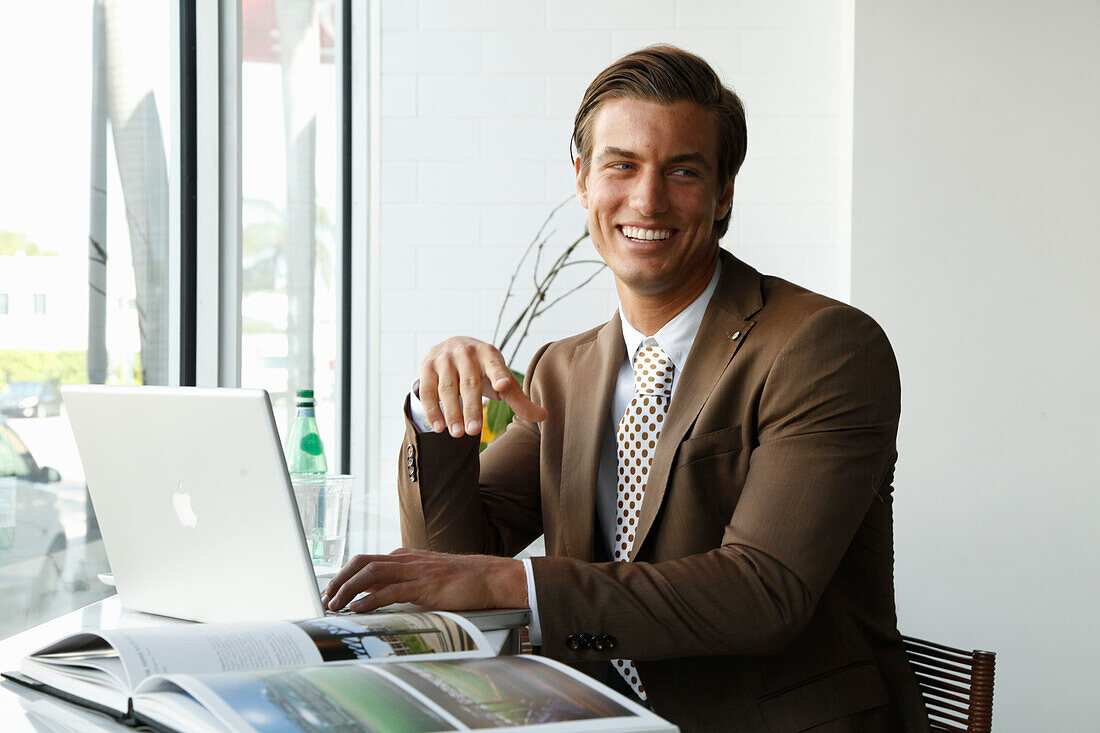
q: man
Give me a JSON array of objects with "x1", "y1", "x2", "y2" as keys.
[{"x1": 324, "y1": 45, "x2": 928, "y2": 732}]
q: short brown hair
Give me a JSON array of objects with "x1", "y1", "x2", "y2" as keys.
[{"x1": 572, "y1": 45, "x2": 747, "y2": 237}]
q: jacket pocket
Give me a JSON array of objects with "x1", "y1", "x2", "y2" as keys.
[
  {"x1": 671, "y1": 425, "x2": 744, "y2": 524},
  {"x1": 757, "y1": 661, "x2": 889, "y2": 732},
  {"x1": 673, "y1": 424, "x2": 742, "y2": 469}
]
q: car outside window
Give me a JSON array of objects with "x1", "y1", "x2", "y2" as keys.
[{"x1": 0, "y1": 426, "x2": 32, "y2": 478}]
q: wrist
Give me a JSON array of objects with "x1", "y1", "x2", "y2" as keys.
[{"x1": 490, "y1": 558, "x2": 528, "y2": 609}]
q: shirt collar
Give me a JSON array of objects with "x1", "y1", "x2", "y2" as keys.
[{"x1": 619, "y1": 259, "x2": 723, "y2": 372}]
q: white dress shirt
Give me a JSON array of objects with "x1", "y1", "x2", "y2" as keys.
[{"x1": 409, "y1": 261, "x2": 723, "y2": 644}]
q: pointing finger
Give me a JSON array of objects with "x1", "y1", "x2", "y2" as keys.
[
  {"x1": 499, "y1": 382, "x2": 548, "y2": 423},
  {"x1": 483, "y1": 354, "x2": 516, "y2": 393}
]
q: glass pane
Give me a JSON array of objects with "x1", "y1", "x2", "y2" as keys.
[
  {"x1": 240, "y1": 0, "x2": 340, "y2": 463},
  {"x1": 0, "y1": 1, "x2": 172, "y2": 638}
]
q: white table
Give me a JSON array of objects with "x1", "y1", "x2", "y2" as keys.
[{"x1": 0, "y1": 596, "x2": 529, "y2": 731}]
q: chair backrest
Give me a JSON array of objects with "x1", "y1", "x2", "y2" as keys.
[{"x1": 902, "y1": 635, "x2": 996, "y2": 733}]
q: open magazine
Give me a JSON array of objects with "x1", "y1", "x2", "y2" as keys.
[{"x1": 3, "y1": 611, "x2": 677, "y2": 732}]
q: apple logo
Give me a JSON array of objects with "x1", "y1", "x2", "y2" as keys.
[{"x1": 172, "y1": 481, "x2": 198, "y2": 528}]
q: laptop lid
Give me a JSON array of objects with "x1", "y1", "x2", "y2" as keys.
[{"x1": 61, "y1": 385, "x2": 324, "y2": 623}]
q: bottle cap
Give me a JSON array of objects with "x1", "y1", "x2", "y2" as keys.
[{"x1": 297, "y1": 389, "x2": 314, "y2": 398}]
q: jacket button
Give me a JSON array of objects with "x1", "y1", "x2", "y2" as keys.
[
  {"x1": 578, "y1": 633, "x2": 592, "y2": 649},
  {"x1": 591, "y1": 636, "x2": 605, "y2": 651},
  {"x1": 601, "y1": 634, "x2": 617, "y2": 650},
  {"x1": 566, "y1": 634, "x2": 581, "y2": 650}
]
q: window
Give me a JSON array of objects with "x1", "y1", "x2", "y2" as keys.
[
  {"x1": 0, "y1": 1, "x2": 173, "y2": 638},
  {"x1": 240, "y1": 0, "x2": 341, "y2": 458},
  {"x1": 0, "y1": 0, "x2": 358, "y2": 640}
]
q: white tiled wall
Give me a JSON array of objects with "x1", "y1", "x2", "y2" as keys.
[{"x1": 370, "y1": 0, "x2": 852, "y2": 549}]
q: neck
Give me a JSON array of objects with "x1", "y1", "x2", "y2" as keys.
[{"x1": 618, "y1": 251, "x2": 719, "y2": 336}]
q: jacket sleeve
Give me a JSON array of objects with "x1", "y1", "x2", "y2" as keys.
[
  {"x1": 530, "y1": 305, "x2": 902, "y2": 661},
  {"x1": 399, "y1": 343, "x2": 551, "y2": 557}
]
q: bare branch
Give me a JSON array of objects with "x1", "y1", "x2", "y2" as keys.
[
  {"x1": 494, "y1": 199, "x2": 599, "y2": 366},
  {"x1": 534, "y1": 264, "x2": 607, "y2": 314},
  {"x1": 492, "y1": 198, "x2": 570, "y2": 344}
]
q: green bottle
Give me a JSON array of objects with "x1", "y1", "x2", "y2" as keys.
[{"x1": 286, "y1": 389, "x2": 327, "y2": 476}]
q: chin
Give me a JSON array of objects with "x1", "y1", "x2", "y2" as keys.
[{"x1": 615, "y1": 268, "x2": 676, "y2": 294}]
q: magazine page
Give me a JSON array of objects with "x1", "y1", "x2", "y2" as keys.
[
  {"x1": 292, "y1": 612, "x2": 492, "y2": 664},
  {"x1": 134, "y1": 667, "x2": 461, "y2": 733},
  {"x1": 20, "y1": 632, "x2": 125, "y2": 685},
  {"x1": 131, "y1": 655, "x2": 678, "y2": 733},
  {"x1": 21, "y1": 612, "x2": 491, "y2": 699},
  {"x1": 17, "y1": 633, "x2": 135, "y2": 714},
  {"x1": 365, "y1": 656, "x2": 676, "y2": 732}
]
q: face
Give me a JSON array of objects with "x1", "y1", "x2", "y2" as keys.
[{"x1": 576, "y1": 97, "x2": 733, "y2": 305}]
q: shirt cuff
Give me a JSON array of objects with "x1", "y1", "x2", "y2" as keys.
[
  {"x1": 406, "y1": 382, "x2": 435, "y2": 433},
  {"x1": 521, "y1": 558, "x2": 542, "y2": 646}
]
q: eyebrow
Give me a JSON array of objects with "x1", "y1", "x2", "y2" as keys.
[{"x1": 595, "y1": 147, "x2": 713, "y2": 171}]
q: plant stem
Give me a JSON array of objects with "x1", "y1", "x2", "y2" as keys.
[{"x1": 494, "y1": 200, "x2": 606, "y2": 368}]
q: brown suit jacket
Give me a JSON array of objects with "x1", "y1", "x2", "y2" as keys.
[{"x1": 399, "y1": 251, "x2": 929, "y2": 732}]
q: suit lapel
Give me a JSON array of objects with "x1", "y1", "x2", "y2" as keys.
[
  {"x1": 560, "y1": 314, "x2": 624, "y2": 561},
  {"x1": 630, "y1": 251, "x2": 764, "y2": 560}
]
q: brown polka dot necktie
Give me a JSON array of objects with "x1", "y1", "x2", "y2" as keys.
[{"x1": 612, "y1": 341, "x2": 673, "y2": 701}]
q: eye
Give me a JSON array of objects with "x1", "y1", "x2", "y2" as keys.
[
  {"x1": 671, "y1": 168, "x2": 698, "y2": 177},
  {"x1": 610, "y1": 162, "x2": 634, "y2": 171}
]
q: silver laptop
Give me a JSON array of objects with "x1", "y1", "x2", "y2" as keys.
[{"x1": 61, "y1": 385, "x2": 326, "y2": 623}]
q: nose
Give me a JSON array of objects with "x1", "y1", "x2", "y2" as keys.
[{"x1": 628, "y1": 169, "x2": 670, "y2": 217}]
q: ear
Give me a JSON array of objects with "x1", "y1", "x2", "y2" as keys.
[
  {"x1": 575, "y1": 156, "x2": 589, "y2": 209},
  {"x1": 715, "y1": 177, "x2": 734, "y2": 221}
]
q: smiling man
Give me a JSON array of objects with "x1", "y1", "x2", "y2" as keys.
[{"x1": 324, "y1": 46, "x2": 928, "y2": 732}]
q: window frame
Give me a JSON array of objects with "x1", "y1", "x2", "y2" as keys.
[{"x1": 184, "y1": 0, "x2": 359, "y2": 471}]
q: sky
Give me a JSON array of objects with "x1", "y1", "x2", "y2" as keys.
[{"x1": 1, "y1": 2, "x2": 99, "y2": 256}]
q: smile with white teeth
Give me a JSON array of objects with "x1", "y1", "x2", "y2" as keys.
[{"x1": 620, "y1": 225, "x2": 673, "y2": 242}]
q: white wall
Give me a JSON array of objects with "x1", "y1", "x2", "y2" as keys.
[
  {"x1": 852, "y1": 1, "x2": 1100, "y2": 729},
  {"x1": 371, "y1": 0, "x2": 854, "y2": 548}
]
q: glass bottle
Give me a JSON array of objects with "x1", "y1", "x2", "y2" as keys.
[{"x1": 285, "y1": 389, "x2": 327, "y2": 476}]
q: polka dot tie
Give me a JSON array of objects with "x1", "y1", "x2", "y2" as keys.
[{"x1": 612, "y1": 341, "x2": 673, "y2": 701}]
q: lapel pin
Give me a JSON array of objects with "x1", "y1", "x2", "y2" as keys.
[{"x1": 730, "y1": 331, "x2": 741, "y2": 340}]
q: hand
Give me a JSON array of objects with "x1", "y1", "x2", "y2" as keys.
[
  {"x1": 321, "y1": 548, "x2": 529, "y2": 613},
  {"x1": 417, "y1": 336, "x2": 547, "y2": 437}
]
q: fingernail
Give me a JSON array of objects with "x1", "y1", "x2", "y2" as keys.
[
  {"x1": 450, "y1": 422, "x2": 463, "y2": 436},
  {"x1": 432, "y1": 420, "x2": 445, "y2": 432},
  {"x1": 320, "y1": 592, "x2": 328, "y2": 603},
  {"x1": 467, "y1": 420, "x2": 480, "y2": 434}
]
